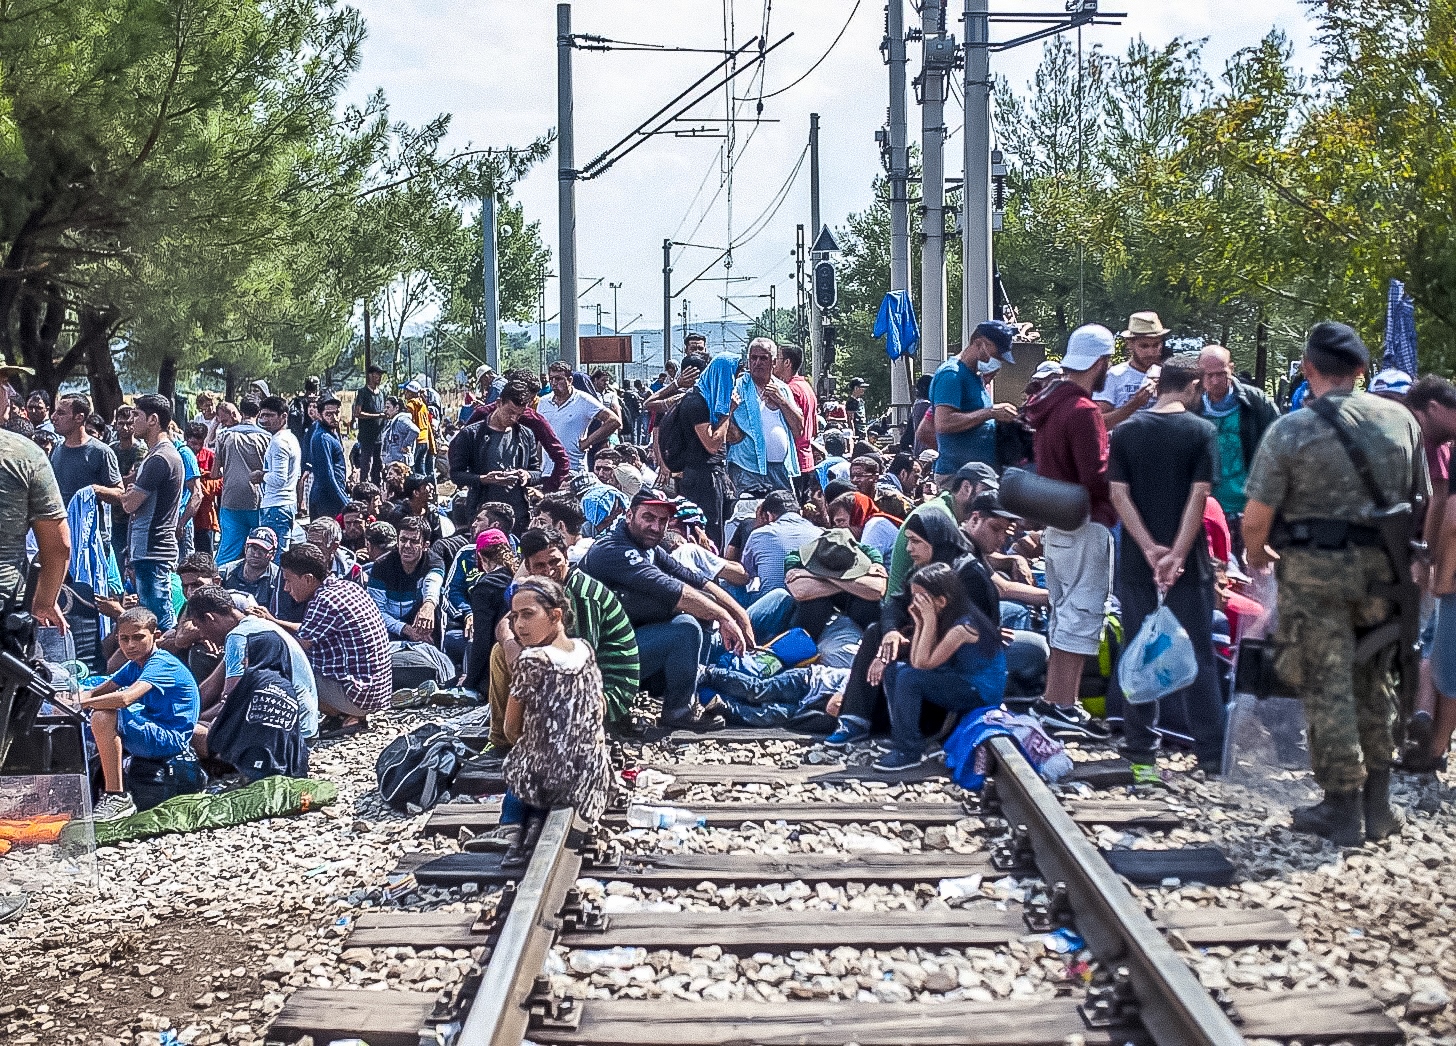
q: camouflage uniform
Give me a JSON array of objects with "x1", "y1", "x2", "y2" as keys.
[{"x1": 1245, "y1": 391, "x2": 1428, "y2": 793}]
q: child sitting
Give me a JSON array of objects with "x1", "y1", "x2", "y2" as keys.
[
  {"x1": 82, "y1": 607, "x2": 202, "y2": 821},
  {"x1": 874, "y1": 562, "x2": 1006, "y2": 771},
  {"x1": 478, "y1": 577, "x2": 611, "y2": 865}
]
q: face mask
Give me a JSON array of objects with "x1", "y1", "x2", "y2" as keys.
[{"x1": 977, "y1": 358, "x2": 1002, "y2": 377}]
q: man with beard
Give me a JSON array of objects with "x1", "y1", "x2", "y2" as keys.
[
  {"x1": 1021, "y1": 324, "x2": 1117, "y2": 740},
  {"x1": 447, "y1": 380, "x2": 540, "y2": 529},
  {"x1": 1095, "y1": 311, "x2": 1168, "y2": 428},
  {"x1": 306, "y1": 397, "x2": 349, "y2": 521}
]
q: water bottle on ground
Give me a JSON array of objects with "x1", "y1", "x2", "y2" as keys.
[{"x1": 625, "y1": 804, "x2": 706, "y2": 829}]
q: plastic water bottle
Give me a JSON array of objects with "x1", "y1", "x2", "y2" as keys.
[{"x1": 625, "y1": 804, "x2": 706, "y2": 829}]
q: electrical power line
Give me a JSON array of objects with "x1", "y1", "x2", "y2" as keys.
[{"x1": 746, "y1": 0, "x2": 861, "y2": 102}]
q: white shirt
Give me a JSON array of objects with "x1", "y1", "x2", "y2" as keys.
[
  {"x1": 538, "y1": 390, "x2": 606, "y2": 475},
  {"x1": 568, "y1": 536, "x2": 594, "y2": 565},
  {"x1": 261, "y1": 429, "x2": 301, "y2": 510},
  {"x1": 1093, "y1": 361, "x2": 1160, "y2": 410},
  {"x1": 672, "y1": 541, "x2": 728, "y2": 583},
  {"x1": 757, "y1": 394, "x2": 794, "y2": 467}
]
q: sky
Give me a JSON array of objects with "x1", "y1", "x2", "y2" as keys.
[{"x1": 344, "y1": 0, "x2": 1321, "y2": 346}]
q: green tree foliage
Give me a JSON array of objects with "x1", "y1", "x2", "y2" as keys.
[
  {"x1": 837, "y1": 10, "x2": 1456, "y2": 396},
  {"x1": 0, "y1": 0, "x2": 551, "y2": 412}
]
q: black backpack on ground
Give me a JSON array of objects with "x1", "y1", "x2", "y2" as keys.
[{"x1": 375, "y1": 723, "x2": 478, "y2": 812}]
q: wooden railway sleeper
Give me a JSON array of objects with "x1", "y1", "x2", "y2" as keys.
[
  {"x1": 990, "y1": 822, "x2": 1036, "y2": 873},
  {"x1": 1025, "y1": 880, "x2": 1074, "y2": 932},
  {"x1": 1080, "y1": 965, "x2": 1140, "y2": 1029},
  {"x1": 526, "y1": 974, "x2": 584, "y2": 1033}
]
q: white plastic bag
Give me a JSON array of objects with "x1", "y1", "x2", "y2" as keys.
[{"x1": 1117, "y1": 595, "x2": 1198, "y2": 705}]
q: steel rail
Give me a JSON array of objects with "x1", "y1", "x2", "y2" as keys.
[
  {"x1": 455, "y1": 807, "x2": 583, "y2": 1046},
  {"x1": 986, "y1": 736, "x2": 1245, "y2": 1046}
]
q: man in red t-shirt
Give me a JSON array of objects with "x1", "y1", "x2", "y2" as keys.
[
  {"x1": 774, "y1": 344, "x2": 818, "y2": 499},
  {"x1": 1021, "y1": 324, "x2": 1117, "y2": 740}
]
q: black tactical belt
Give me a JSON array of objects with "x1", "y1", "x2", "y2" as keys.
[{"x1": 1272, "y1": 518, "x2": 1382, "y2": 550}]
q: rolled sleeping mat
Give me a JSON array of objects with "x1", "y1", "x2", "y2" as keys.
[{"x1": 999, "y1": 467, "x2": 1090, "y2": 531}]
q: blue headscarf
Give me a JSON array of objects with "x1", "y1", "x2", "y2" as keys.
[{"x1": 697, "y1": 353, "x2": 740, "y2": 423}]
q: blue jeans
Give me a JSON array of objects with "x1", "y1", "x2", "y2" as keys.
[
  {"x1": 728, "y1": 460, "x2": 793, "y2": 496},
  {"x1": 884, "y1": 660, "x2": 997, "y2": 756},
  {"x1": 700, "y1": 665, "x2": 816, "y2": 728},
  {"x1": 747, "y1": 587, "x2": 796, "y2": 641},
  {"x1": 133, "y1": 559, "x2": 176, "y2": 631},
  {"x1": 414, "y1": 445, "x2": 435, "y2": 478},
  {"x1": 500, "y1": 791, "x2": 546, "y2": 826},
  {"x1": 635, "y1": 614, "x2": 706, "y2": 722},
  {"x1": 217, "y1": 507, "x2": 259, "y2": 566},
  {"x1": 260, "y1": 506, "x2": 294, "y2": 562}
]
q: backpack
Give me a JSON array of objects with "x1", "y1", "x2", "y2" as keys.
[
  {"x1": 656, "y1": 392, "x2": 701, "y2": 474},
  {"x1": 375, "y1": 723, "x2": 477, "y2": 812},
  {"x1": 389, "y1": 641, "x2": 456, "y2": 691}
]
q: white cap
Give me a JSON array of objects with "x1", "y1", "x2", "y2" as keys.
[
  {"x1": 1060, "y1": 324, "x2": 1116, "y2": 371},
  {"x1": 250, "y1": 379, "x2": 270, "y2": 396},
  {"x1": 475, "y1": 364, "x2": 495, "y2": 381},
  {"x1": 1032, "y1": 361, "x2": 1064, "y2": 380},
  {"x1": 1370, "y1": 368, "x2": 1413, "y2": 396},
  {"x1": 402, "y1": 379, "x2": 423, "y2": 393}
]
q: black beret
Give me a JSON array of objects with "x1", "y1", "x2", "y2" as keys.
[{"x1": 1306, "y1": 321, "x2": 1369, "y2": 368}]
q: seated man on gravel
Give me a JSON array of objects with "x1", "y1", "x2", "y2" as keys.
[
  {"x1": 183, "y1": 585, "x2": 319, "y2": 756},
  {"x1": 81, "y1": 607, "x2": 202, "y2": 821},
  {"x1": 581, "y1": 486, "x2": 751, "y2": 731},
  {"x1": 271, "y1": 542, "x2": 392, "y2": 735}
]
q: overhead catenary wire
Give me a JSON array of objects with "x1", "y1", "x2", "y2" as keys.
[{"x1": 742, "y1": 0, "x2": 861, "y2": 102}]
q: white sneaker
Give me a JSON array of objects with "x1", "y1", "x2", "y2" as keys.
[{"x1": 94, "y1": 792, "x2": 137, "y2": 822}]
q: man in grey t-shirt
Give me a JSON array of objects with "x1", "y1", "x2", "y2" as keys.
[
  {"x1": 50, "y1": 393, "x2": 123, "y2": 547},
  {"x1": 212, "y1": 396, "x2": 271, "y2": 565},
  {"x1": 121, "y1": 394, "x2": 185, "y2": 629}
]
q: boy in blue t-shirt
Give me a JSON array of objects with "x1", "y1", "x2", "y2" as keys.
[{"x1": 82, "y1": 606, "x2": 201, "y2": 821}]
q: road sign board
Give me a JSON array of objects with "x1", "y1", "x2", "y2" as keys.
[{"x1": 811, "y1": 225, "x2": 841, "y2": 255}]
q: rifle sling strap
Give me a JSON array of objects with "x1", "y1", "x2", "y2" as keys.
[{"x1": 1307, "y1": 395, "x2": 1393, "y2": 512}]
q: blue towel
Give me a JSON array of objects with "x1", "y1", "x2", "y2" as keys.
[
  {"x1": 697, "y1": 353, "x2": 740, "y2": 423},
  {"x1": 874, "y1": 290, "x2": 920, "y2": 360},
  {"x1": 66, "y1": 486, "x2": 116, "y2": 642}
]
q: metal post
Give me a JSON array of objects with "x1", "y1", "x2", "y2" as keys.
[
  {"x1": 795, "y1": 224, "x2": 807, "y2": 347},
  {"x1": 887, "y1": 0, "x2": 912, "y2": 415},
  {"x1": 808, "y1": 113, "x2": 823, "y2": 383},
  {"x1": 557, "y1": 3, "x2": 579, "y2": 367},
  {"x1": 482, "y1": 191, "x2": 500, "y2": 370},
  {"x1": 919, "y1": 0, "x2": 949, "y2": 372},
  {"x1": 662, "y1": 238, "x2": 673, "y2": 369},
  {"x1": 962, "y1": 0, "x2": 992, "y2": 330},
  {"x1": 362, "y1": 303, "x2": 371, "y2": 371},
  {"x1": 769, "y1": 284, "x2": 777, "y2": 339},
  {"x1": 610, "y1": 282, "x2": 622, "y2": 383}
]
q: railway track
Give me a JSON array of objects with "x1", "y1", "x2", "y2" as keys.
[{"x1": 268, "y1": 731, "x2": 1405, "y2": 1046}]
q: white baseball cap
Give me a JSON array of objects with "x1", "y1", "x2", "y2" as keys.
[
  {"x1": 1370, "y1": 369, "x2": 1413, "y2": 396},
  {"x1": 1060, "y1": 324, "x2": 1116, "y2": 371},
  {"x1": 1032, "y1": 361, "x2": 1064, "y2": 380}
]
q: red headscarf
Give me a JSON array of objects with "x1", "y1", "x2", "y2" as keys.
[{"x1": 844, "y1": 491, "x2": 903, "y2": 531}]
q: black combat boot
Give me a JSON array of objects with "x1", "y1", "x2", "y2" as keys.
[
  {"x1": 1290, "y1": 790, "x2": 1365, "y2": 847},
  {"x1": 1362, "y1": 766, "x2": 1407, "y2": 841}
]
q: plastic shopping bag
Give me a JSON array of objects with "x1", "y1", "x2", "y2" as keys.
[{"x1": 1117, "y1": 595, "x2": 1198, "y2": 705}]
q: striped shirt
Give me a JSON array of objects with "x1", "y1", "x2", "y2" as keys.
[{"x1": 566, "y1": 569, "x2": 638, "y2": 723}]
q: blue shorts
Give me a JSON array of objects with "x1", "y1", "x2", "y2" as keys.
[{"x1": 116, "y1": 706, "x2": 190, "y2": 760}]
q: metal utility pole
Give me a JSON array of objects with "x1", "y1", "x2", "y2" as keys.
[
  {"x1": 794, "y1": 224, "x2": 807, "y2": 346},
  {"x1": 885, "y1": 0, "x2": 912, "y2": 414},
  {"x1": 769, "y1": 284, "x2": 777, "y2": 339},
  {"x1": 482, "y1": 191, "x2": 501, "y2": 369},
  {"x1": 919, "y1": 1, "x2": 952, "y2": 371},
  {"x1": 962, "y1": 0, "x2": 992, "y2": 332},
  {"x1": 609, "y1": 282, "x2": 621, "y2": 335},
  {"x1": 662, "y1": 239, "x2": 673, "y2": 368},
  {"x1": 557, "y1": 3, "x2": 579, "y2": 367},
  {"x1": 808, "y1": 113, "x2": 824, "y2": 385},
  {"x1": 363, "y1": 304, "x2": 371, "y2": 371}
]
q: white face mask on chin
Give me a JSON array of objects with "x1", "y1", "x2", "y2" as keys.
[{"x1": 977, "y1": 358, "x2": 1002, "y2": 377}]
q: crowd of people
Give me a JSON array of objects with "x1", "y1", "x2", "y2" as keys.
[{"x1": 0, "y1": 310, "x2": 1443, "y2": 851}]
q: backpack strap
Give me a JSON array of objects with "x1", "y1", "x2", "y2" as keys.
[{"x1": 1306, "y1": 395, "x2": 1391, "y2": 511}]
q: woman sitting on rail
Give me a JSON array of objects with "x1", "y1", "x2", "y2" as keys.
[{"x1": 873, "y1": 562, "x2": 1006, "y2": 771}]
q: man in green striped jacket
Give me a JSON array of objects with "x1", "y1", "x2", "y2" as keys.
[{"x1": 481, "y1": 528, "x2": 639, "y2": 756}]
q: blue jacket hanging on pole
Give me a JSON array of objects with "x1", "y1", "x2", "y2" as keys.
[
  {"x1": 874, "y1": 291, "x2": 920, "y2": 361},
  {"x1": 1383, "y1": 278, "x2": 1417, "y2": 377}
]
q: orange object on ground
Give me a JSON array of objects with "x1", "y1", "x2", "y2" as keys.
[{"x1": 0, "y1": 814, "x2": 73, "y2": 850}]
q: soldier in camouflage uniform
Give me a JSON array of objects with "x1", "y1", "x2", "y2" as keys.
[{"x1": 1242, "y1": 322, "x2": 1428, "y2": 846}]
